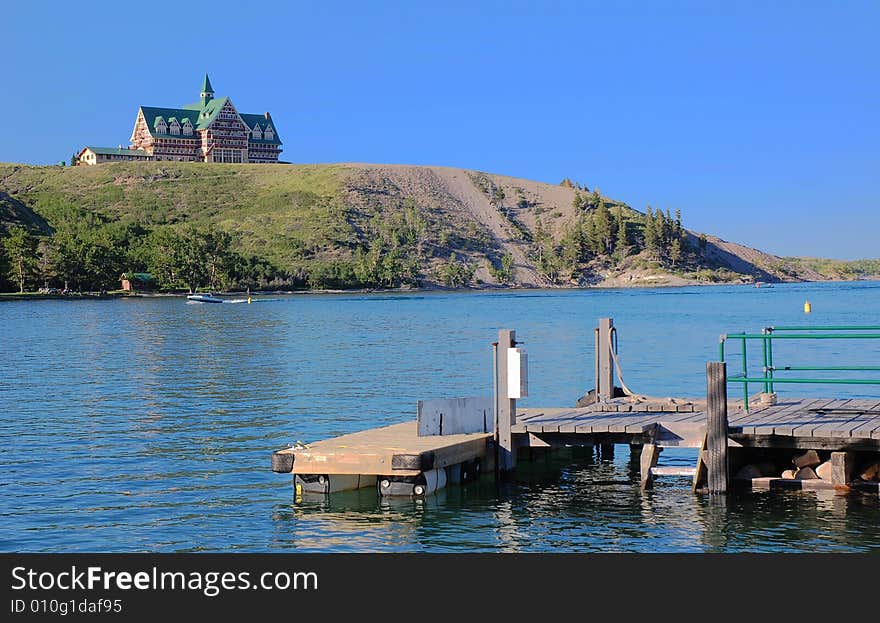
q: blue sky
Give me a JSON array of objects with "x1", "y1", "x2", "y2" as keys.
[{"x1": 3, "y1": 1, "x2": 877, "y2": 259}]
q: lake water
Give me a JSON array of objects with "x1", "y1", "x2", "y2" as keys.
[{"x1": 2, "y1": 282, "x2": 880, "y2": 552}]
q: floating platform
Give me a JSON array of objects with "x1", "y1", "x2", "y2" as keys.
[{"x1": 272, "y1": 421, "x2": 493, "y2": 496}]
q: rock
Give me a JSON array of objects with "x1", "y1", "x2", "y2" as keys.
[
  {"x1": 859, "y1": 462, "x2": 880, "y2": 482},
  {"x1": 816, "y1": 460, "x2": 833, "y2": 480},
  {"x1": 793, "y1": 451, "x2": 821, "y2": 469},
  {"x1": 792, "y1": 450, "x2": 821, "y2": 469},
  {"x1": 781, "y1": 469, "x2": 797, "y2": 479},
  {"x1": 795, "y1": 467, "x2": 819, "y2": 480},
  {"x1": 736, "y1": 465, "x2": 762, "y2": 479}
]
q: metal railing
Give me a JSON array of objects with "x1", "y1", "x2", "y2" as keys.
[{"x1": 719, "y1": 325, "x2": 880, "y2": 411}]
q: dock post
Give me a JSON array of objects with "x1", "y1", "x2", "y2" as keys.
[
  {"x1": 597, "y1": 318, "x2": 615, "y2": 401},
  {"x1": 706, "y1": 361, "x2": 729, "y2": 494},
  {"x1": 495, "y1": 329, "x2": 517, "y2": 475},
  {"x1": 831, "y1": 452, "x2": 855, "y2": 488}
]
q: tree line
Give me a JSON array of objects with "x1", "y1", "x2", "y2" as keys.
[
  {"x1": 0, "y1": 198, "x2": 453, "y2": 294},
  {"x1": 0, "y1": 212, "x2": 258, "y2": 294}
]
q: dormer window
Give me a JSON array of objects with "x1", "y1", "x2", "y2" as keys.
[
  {"x1": 154, "y1": 116, "x2": 167, "y2": 134},
  {"x1": 182, "y1": 119, "x2": 193, "y2": 136},
  {"x1": 251, "y1": 124, "x2": 263, "y2": 140},
  {"x1": 264, "y1": 126, "x2": 274, "y2": 140},
  {"x1": 169, "y1": 118, "x2": 180, "y2": 135}
]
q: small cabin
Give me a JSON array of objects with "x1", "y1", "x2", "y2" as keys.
[
  {"x1": 121, "y1": 272, "x2": 156, "y2": 292},
  {"x1": 77, "y1": 146, "x2": 153, "y2": 165}
]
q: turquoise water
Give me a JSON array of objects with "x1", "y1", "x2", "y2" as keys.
[{"x1": 2, "y1": 282, "x2": 880, "y2": 552}]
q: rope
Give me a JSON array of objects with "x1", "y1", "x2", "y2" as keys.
[
  {"x1": 606, "y1": 328, "x2": 644, "y2": 400},
  {"x1": 598, "y1": 326, "x2": 703, "y2": 409}
]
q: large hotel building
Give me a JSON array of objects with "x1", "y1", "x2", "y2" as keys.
[{"x1": 77, "y1": 75, "x2": 282, "y2": 165}]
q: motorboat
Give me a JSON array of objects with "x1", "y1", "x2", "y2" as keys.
[{"x1": 187, "y1": 293, "x2": 224, "y2": 303}]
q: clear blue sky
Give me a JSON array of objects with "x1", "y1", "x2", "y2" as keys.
[{"x1": 3, "y1": 1, "x2": 877, "y2": 259}]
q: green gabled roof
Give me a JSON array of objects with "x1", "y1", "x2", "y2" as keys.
[
  {"x1": 179, "y1": 96, "x2": 230, "y2": 130},
  {"x1": 197, "y1": 96, "x2": 229, "y2": 129},
  {"x1": 139, "y1": 106, "x2": 202, "y2": 138},
  {"x1": 85, "y1": 146, "x2": 151, "y2": 157},
  {"x1": 240, "y1": 112, "x2": 282, "y2": 145},
  {"x1": 139, "y1": 92, "x2": 281, "y2": 144}
]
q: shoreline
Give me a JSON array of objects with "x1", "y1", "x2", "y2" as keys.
[{"x1": 1, "y1": 276, "x2": 877, "y2": 301}]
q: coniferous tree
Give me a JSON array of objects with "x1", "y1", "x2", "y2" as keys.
[
  {"x1": 644, "y1": 207, "x2": 658, "y2": 257},
  {"x1": 561, "y1": 216, "x2": 590, "y2": 270},
  {"x1": 614, "y1": 207, "x2": 628, "y2": 260},
  {"x1": 669, "y1": 238, "x2": 682, "y2": 268},
  {"x1": 2, "y1": 226, "x2": 39, "y2": 293},
  {"x1": 653, "y1": 209, "x2": 667, "y2": 258},
  {"x1": 594, "y1": 199, "x2": 612, "y2": 255}
]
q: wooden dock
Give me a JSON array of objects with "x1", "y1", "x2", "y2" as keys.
[{"x1": 271, "y1": 320, "x2": 880, "y2": 497}]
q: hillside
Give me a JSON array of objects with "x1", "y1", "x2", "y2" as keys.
[{"x1": 0, "y1": 161, "x2": 838, "y2": 291}]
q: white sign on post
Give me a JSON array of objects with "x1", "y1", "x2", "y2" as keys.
[{"x1": 507, "y1": 347, "x2": 528, "y2": 399}]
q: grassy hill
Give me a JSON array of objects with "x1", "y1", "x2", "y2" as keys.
[{"x1": 0, "y1": 161, "x2": 853, "y2": 291}]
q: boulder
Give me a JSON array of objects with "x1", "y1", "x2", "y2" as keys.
[
  {"x1": 781, "y1": 469, "x2": 797, "y2": 479},
  {"x1": 815, "y1": 460, "x2": 833, "y2": 480},
  {"x1": 792, "y1": 450, "x2": 821, "y2": 469},
  {"x1": 859, "y1": 462, "x2": 880, "y2": 482},
  {"x1": 795, "y1": 467, "x2": 819, "y2": 480}
]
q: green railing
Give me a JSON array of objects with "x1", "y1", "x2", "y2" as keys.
[{"x1": 718, "y1": 325, "x2": 880, "y2": 411}]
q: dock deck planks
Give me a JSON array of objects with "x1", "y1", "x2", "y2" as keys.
[
  {"x1": 516, "y1": 397, "x2": 880, "y2": 441},
  {"x1": 276, "y1": 421, "x2": 492, "y2": 476}
]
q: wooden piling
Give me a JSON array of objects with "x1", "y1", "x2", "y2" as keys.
[
  {"x1": 496, "y1": 329, "x2": 517, "y2": 474},
  {"x1": 706, "y1": 362, "x2": 729, "y2": 494},
  {"x1": 271, "y1": 450, "x2": 294, "y2": 473},
  {"x1": 629, "y1": 443, "x2": 643, "y2": 469},
  {"x1": 597, "y1": 318, "x2": 615, "y2": 401},
  {"x1": 831, "y1": 451, "x2": 855, "y2": 487},
  {"x1": 640, "y1": 443, "x2": 660, "y2": 489}
]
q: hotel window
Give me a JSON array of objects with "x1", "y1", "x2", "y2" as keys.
[{"x1": 264, "y1": 126, "x2": 274, "y2": 140}]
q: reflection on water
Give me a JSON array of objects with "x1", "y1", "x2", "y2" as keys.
[
  {"x1": 2, "y1": 282, "x2": 880, "y2": 552},
  {"x1": 271, "y1": 445, "x2": 880, "y2": 553}
]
